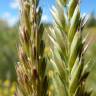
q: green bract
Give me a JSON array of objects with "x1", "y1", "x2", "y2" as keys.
[{"x1": 49, "y1": 0, "x2": 91, "y2": 96}]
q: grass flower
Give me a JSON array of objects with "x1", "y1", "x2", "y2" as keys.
[
  {"x1": 49, "y1": 0, "x2": 92, "y2": 96},
  {"x1": 16, "y1": 0, "x2": 48, "y2": 96}
]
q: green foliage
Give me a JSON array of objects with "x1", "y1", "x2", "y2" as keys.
[
  {"x1": 0, "y1": 19, "x2": 18, "y2": 81},
  {"x1": 87, "y1": 13, "x2": 96, "y2": 27}
]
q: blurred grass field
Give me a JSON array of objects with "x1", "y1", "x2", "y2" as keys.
[{"x1": 84, "y1": 27, "x2": 96, "y2": 96}]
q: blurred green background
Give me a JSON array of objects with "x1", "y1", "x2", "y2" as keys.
[{"x1": 0, "y1": 20, "x2": 18, "y2": 81}]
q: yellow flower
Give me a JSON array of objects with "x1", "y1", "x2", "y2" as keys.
[
  {"x1": 10, "y1": 84, "x2": 16, "y2": 94},
  {"x1": 4, "y1": 80, "x2": 10, "y2": 87}
]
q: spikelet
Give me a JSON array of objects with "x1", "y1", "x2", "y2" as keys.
[
  {"x1": 49, "y1": 0, "x2": 92, "y2": 96},
  {"x1": 16, "y1": 0, "x2": 48, "y2": 96}
]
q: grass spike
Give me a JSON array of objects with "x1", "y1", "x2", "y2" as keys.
[
  {"x1": 49, "y1": 0, "x2": 92, "y2": 96},
  {"x1": 16, "y1": 0, "x2": 48, "y2": 96}
]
